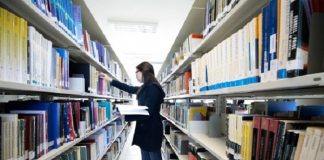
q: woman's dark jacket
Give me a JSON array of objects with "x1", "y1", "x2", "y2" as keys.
[{"x1": 110, "y1": 80, "x2": 165, "y2": 151}]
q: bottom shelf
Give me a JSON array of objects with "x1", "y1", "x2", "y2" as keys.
[
  {"x1": 163, "y1": 134, "x2": 188, "y2": 160},
  {"x1": 161, "y1": 114, "x2": 227, "y2": 160},
  {"x1": 38, "y1": 117, "x2": 119, "y2": 160},
  {"x1": 190, "y1": 133, "x2": 227, "y2": 160},
  {"x1": 113, "y1": 123, "x2": 133, "y2": 160},
  {"x1": 97, "y1": 123, "x2": 129, "y2": 160}
]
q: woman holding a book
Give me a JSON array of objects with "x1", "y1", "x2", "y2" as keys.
[{"x1": 110, "y1": 61, "x2": 165, "y2": 160}]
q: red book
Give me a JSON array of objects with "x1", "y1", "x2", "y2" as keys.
[
  {"x1": 260, "y1": 117, "x2": 270, "y2": 160},
  {"x1": 18, "y1": 116, "x2": 32, "y2": 159},
  {"x1": 269, "y1": 119, "x2": 280, "y2": 160},
  {"x1": 184, "y1": 71, "x2": 192, "y2": 94},
  {"x1": 252, "y1": 116, "x2": 262, "y2": 160},
  {"x1": 73, "y1": 102, "x2": 81, "y2": 136},
  {"x1": 190, "y1": 33, "x2": 203, "y2": 39},
  {"x1": 68, "y1": 102, "x2": 77, "y2": 140}
]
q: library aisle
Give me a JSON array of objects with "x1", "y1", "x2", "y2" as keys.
[{"x1": 1, "y1": 0, "x2": 324, "y2": 160}]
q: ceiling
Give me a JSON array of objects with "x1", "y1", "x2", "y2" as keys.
[{"x1": 84, "y1": 0, "x2": 194, "y2": 85}]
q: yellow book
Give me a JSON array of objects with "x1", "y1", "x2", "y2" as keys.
[
  {"x1": 13, "y1": 15, "x2": 20, "y2": 82},
  {"x1": 0, "y1": 8, "x2": 5, "y2": 80},
  {"x1": 6, "y1": 11, "x2": 16, "y2": 81},
  {"x1": 188, "y1": 106, "x2": 208, "y2": 121},
  {"x1": 20, "y1": 18, "x2": 28, "y2": 84},
  {"x1": 246, "y1": 121, "x2": 253, "y2": 160},
  {"x1": 257, "y1": 13, "x2": 263, "y2": 77},
  {"x1": 242, "y1": 122, "x2": 246, "y2": 160}
]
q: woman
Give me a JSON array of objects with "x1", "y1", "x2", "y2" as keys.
[{"x1": 110, "y1": 62, "x2": 165, "y2": 160}]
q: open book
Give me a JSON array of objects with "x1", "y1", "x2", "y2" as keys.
[{"x1": 116, "y1": 104, "x2": 149, "y2": 116}]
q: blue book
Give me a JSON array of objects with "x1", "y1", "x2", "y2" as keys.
[
  {"x1": 269, "y1": 0, "x2": 278, "y2": 79},
  {"x1": 56, "y1": 48, "x2": 69, "y2": 89},
  {"x1": 261, "y1": 6, "x2": 269, "y2": 80},
  {"x1": 63, "y1": 103, "x2": 70, "y2": 142},
  {"x1": 57, "y1": 0, "x2": 63, "y2": 25},
  {"x1": 49, "y1": 0, "x2": 57, "y2": 21},
  {"x1": 98, "y1": 101, "x2": 112, "y2": 120},
  {"x1": 267, "y1": 101, "x2": 297, "y2": 116},
  {"x1": 69, "y1": 0, "x2": 75, "y2": 35},
  {"x1": 298, "y1": 105, "x2": 324, "y2": 119},
  {"x1": 73, "y1": 5, "x2": 83, "y2": 44},
  {"x1": 7, "y1": 101, "x2": 62, "y2": 150}
]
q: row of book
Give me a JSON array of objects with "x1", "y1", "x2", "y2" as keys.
[
  {"x1": 226, "y1": 101, "x2": 324, "y2": 160},
  {"x1": 0, "y1": 100, "x2": 115, "y2": 160},
  {"x1": 0, "y1": 7, "x2": 129, "y2": 93},
  {"x1": 29, "y1": 0, "x2": 128, "y2": 79},
  {"x1": 54, "y1": 120, "x2": 127, "y2": 160},
  {"x1": 30, "y1": 0, "x2": 84, "y2": 45},
  {"x1": 0, "y1": 7, "x2": 69, "y2": 88},
  {"x1": 159, "y1": 0, "x2": 242, "y2": 83},
  {"x1": 192, "y1": 0, "x2": 324, "y2": 93},
  {"x1": 204, "y1": 0, "x2": 240, "y2": 37},
  {"x1": 162, "y1": 120, "x2": 216, "y2": 160},
  {"x1": 83, "y1": 30, "x2": 111, "y2": 70},
  {"x1": 163, "y1": 71, "x2": 192, "y2": 97},
  {"x1": 102, "y1": 125, "x2": 130, "y2": 160},
  {"x1": 159, "y1": 34, "x2": 203, "y2": 83}
]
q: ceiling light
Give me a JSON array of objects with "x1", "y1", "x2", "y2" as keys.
[{"x1": 109, "y1": 20, "x2": 158, "y2": 33}]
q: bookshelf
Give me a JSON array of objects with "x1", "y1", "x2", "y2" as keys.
[
  {"x1": 161, "y1": 114, "x2": 227, "y2": 160},
  {"x1": 161, "y1": 114, "x2": 189, "y2": 135},
  {"x1": 189, "y1": 133, "x2": 227, "y2": 160},
  {"x1": 38, "y1": 116, "x2": 119, "y2": 160},
  {"x1": 159, "y1": 0, "x2": 324, "y2": 159},
  {"x1": 0, "y1": 0, "x2": 132, "y2": 160},
  {"x1": 0, "y1": 0, "x2": 128, "y2": 81},
  {"x1": 157, "y1": 0, "x2": 206, "y2": 83},
  {"x1": 158, "y1": 0, "x2": 269, "y2": 85},
  {"x1": 163, "y1": 72, "x2": 324, "y2": 99},
  {"x1": 163, "y1": 134, "x2": 188, "y2": 160},
  {"x1": 0, "y1": 80, "x2": 133, "y2": 100},
  {"x1": 96, "y1": 122, "x2": 130, "y2": 160}
]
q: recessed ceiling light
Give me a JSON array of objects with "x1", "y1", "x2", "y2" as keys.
[{"x1": 109, "y1": 20, "x2": 158, "y2": 33}]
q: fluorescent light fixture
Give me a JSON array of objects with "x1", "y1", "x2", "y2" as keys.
[{"x1": 110, "y1": 20, "x2": 158, "y2": 33}]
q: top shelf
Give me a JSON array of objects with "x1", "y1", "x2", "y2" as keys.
[
  {"x1": 0, "y1": 0, "x2": 126, "y2": 81},
  {"x1": 159, "y1": 0, "x2": 269, "y2": 85},
  {"x1": 164, "y1": 72, "x2": 324, "y2": 99},
  {"x1": 157, "y1": 0, "x2": 206, "y2": 78}
]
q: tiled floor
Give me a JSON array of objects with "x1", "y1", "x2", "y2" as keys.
[{"x1": 118, "y1": 122, "x2": 142, "y2": 160}]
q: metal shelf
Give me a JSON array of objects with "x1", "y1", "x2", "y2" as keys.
[
  {"x1": 159, "y1": 0, "x2": 269, "y2": 85},
  {"x1": 161, "y1": 114, "x2": 227, "y2": 160},
  {"x1": 190, "y1": 133, "x2": 227, "y2": 160},
  {"x1": 163, "y1": 134, "x2": 188, "y2": 160},
  {"x1": 0, "y1": 0, "x2": 127, "y2": 81},
  {"x1": 163, "y1": 73, "x2": 324, "y2": 99},
  {"x1": 158, "y1": 0, "x2": 206, "y2": 80},
  {"x1": 38, "y1": 116, "x2": 119, "y2": 160},
  {"x1": 161, "y1": 114, "x2": 189, "y2": 135},
  {"x1": 97, "y1": 123, "x2": 129, "y2": 160},
  {"x1": 0, "y1": 80, "x2": 130, "y2": 100}
]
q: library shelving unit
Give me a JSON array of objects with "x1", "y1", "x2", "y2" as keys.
[
  {"x1": 0, "y1": 0, "x2": 127, "y2": 81},
  {"x1": 163, "y1": 134, "x2": 188, "y2": 160},
  {"x1": 97, "y1": 122, "x2": 131, "y2": 160},
  {"x1": 38, "y1": 116, "x2": 119, "y2": 160},
  {"x1": 158, "y1": 0, "x2": 269, "y2": 85},
  {"x1": 158, "y1": 0, "x2": 324, "y2": 160},
  {"x1": 0, "y1": 0, "x2": 132, "y2": 160}
]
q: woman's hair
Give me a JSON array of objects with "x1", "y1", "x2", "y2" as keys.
[{"x1": 136, "y1": 61, "x2": 159, "y2": 84}]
